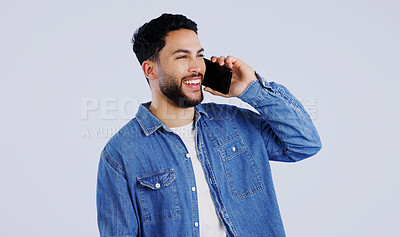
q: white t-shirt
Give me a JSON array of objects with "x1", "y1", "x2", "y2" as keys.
[{"x1": 170, "y1": 121, "x2": 226, "y2": 237}]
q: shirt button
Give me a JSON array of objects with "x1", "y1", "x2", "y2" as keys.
[
  {"x1": 155, "y1": 182, "x2": 161, "y2": 189},
  {"x1": 232, "y1": 146, "x2": 236, "y2": 152},
  {"x1": 185, "y1": 153, "x2": 191, "y2": 158},
  {"x1": 191, "y1": 187, "x2": 196, "y2": 192},
  {"x1": 194, "y1": 222, "x2": 199, "y2": 227}
]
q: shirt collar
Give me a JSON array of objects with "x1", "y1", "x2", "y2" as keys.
[{"x1": 136, "y1": 102, "x2": 209, "y2": 136}]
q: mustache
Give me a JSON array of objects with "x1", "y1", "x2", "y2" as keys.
[{"x1": 182, "y1": 73, "x2": 204, "y2": 81}]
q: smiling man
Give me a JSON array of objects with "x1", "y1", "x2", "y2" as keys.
[
  {"x1": 145, "y1": 28, "x2": 207, "y2": 127},
  {"x1": 96, "y1": 13, "x2": 322, "y2": 237}
]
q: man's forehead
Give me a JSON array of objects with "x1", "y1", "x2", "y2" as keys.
[{"x1": 163, "y1": 29, "x2": 202, "y2": 54}]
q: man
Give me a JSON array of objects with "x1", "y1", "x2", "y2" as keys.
[{"x1": 97, "y1": 13, "x2": 321, "y2": 237}]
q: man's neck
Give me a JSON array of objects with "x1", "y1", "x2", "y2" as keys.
[{"x1": 149, "y1": 99, "x2": 195, "y2": 128}]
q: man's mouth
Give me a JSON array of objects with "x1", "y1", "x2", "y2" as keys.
[
  {"x1": 182, "y1": 74, "x2": 203, "y2": 89},
  {"x1": 183, "y1": 78, "x2": 201, "y2": 85}
]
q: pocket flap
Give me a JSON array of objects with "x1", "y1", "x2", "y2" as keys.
[
  {"x1": 137, "y1": 169, "x2": 176, "y2": 190},
  {"x1": 220, "y1": 139, "x2": 247, "y2": 161}
]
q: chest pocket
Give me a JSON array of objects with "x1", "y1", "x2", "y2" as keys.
[
  {"x1": 203, "y1": 117, "x2": 265, "y2": 199},
  {"x1": 137, "y1": 169, "x2": 180, "y2": 223}
]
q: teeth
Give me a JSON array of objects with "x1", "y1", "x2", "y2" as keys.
[{"x1": 184, "y1": 79, "x2": 201, "y2": 85}]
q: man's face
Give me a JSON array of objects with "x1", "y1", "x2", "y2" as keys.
[{"x1": 155, "y1": 29, "x2": 206, "y2": 108}]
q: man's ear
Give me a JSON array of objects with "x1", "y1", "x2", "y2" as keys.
[{"x1": 142, "y1": 60, "x2": 158, "y2": 80}]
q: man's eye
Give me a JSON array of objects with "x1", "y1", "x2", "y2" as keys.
[
  {"x1": 177, "y1": 55, "x2": 187, "y2": 59},
  {"x1": 198, "y1": 54, "x2": 204, "y2": 58}
]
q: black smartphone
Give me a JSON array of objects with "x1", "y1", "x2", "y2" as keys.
[{"x1": 202, "y1": 58, "x2": 233, "y2": 95}]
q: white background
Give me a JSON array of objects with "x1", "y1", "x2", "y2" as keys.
[{"x1": 1, "y1": 0, "x2": 399, "y2": 236}]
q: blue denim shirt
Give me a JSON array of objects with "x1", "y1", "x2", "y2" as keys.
[{"x1": 96, "y1": 75, "x2": 322, "y2": 237}]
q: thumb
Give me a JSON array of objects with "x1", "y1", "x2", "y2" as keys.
[{"x1": 204, "y1": 87, "x2": 229, "y2": 98}]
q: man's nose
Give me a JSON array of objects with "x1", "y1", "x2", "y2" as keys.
[{"x1": 188, "y1": 58, "x2": 203, "y2": 73}]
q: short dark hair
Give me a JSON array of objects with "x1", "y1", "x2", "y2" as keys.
[{"x1": 132, "y1": 13, "x2": 198, "y2": 65}]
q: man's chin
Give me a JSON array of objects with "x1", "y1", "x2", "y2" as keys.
[
  {"x1": 161, "y1": 87, "x2": 203, "y2": 108},
  {"x1": 176, "y1": 97, "x2": 203, "y2": 108},
  {"x1": 173, "y1": 93, "x2": 203, "y2": 108}
]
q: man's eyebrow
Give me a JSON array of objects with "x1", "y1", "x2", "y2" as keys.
[{"x1": 171, "y1": 48, "x2": 204, "y2": 55}]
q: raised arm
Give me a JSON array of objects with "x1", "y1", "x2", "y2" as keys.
[{"x1": 204, "y1": 56, "x2": 321, "y2": 162}]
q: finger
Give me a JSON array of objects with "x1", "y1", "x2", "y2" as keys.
[
  {"x1": 204, "y1": 87, "x2": 229, "y2": 98},
  {"x1": 217, "y1": 56, "x2": 226, "y2": 66},
  {"x1": 225, "y1": 55, "x2": 237, "y2": 69},
  {"x1": 210, "y1": 56, "x2": 218, "y2": 63}
]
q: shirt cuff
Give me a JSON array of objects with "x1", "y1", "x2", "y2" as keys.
[{"x1": 238, "y1": 73, "x2": 276, "y2": 107}]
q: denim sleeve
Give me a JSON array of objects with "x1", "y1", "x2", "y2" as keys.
[
  {"x1": 238, "y1": 74, "x2": 322, "y2": 162},
  {"x1": 96, "y1": 150, "x2": 138, "y2": 237}
]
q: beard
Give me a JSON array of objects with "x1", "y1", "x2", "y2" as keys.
[{"x1": 159, "y1": 72, "x2": 204, "y2": 108}]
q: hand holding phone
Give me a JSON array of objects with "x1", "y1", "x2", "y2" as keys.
[{"x1": 202, "y1": 58, "x2": 233, "y2": 95}]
